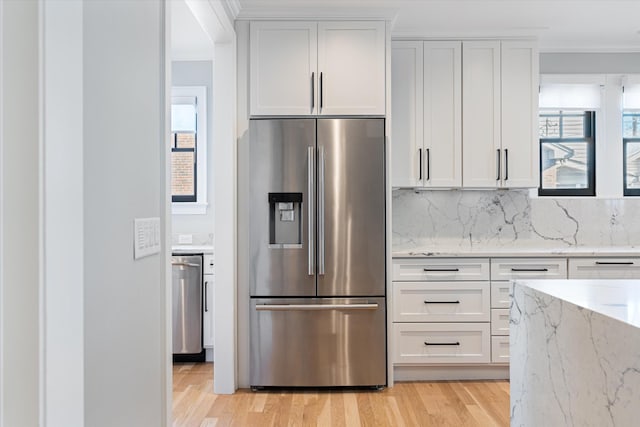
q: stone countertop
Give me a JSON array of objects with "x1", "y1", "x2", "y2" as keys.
[
  {"x1": 514, "y1": 278, "x2": 640, "y2": 329},
  {"x1": 392, "y1": 246, "x2": 640, "y2": 258},
  {"x1": 171, "y1": 245, "x2": 214, "y2": 254}
]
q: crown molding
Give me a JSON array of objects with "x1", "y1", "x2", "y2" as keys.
[
  {"x1": 223, "y1": 0, "x2": 241, "y2": 20},
  {"x1": 236, "y1": 6, "x2": 398, "y2": 22}
]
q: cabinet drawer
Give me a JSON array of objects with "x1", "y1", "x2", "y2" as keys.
[
  {"x1": 491, "y1": 258, "x2": 567, "y2": 280},
  {"x1": 393, "y1": 282, "x2": 490, "y2": 322},
  {"x1": 491, "y1": 281, "x2": 512, "y2": 308},
  {"x1": 491, "y1": 309, "x2": 509, "y2": 336},
  {"x1": 393, "y1": 323, "x2": 490, "y2": 364},
  {"x1": 203, "y1": 254, "x2": 214, "y2": 275},
  {"x1": 392, "y1": 258, "x2": 489, "y2": 281},
  {"x1": 491, "y1": 336, "x2": 509, "y2": 364},
  {"x1": 568, "y1": 258, "x2": 640, "y2": 279}
]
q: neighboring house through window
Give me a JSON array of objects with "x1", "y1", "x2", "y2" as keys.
[{"x1": 171, "y1": 86, "x2": 207, "y2": 213}]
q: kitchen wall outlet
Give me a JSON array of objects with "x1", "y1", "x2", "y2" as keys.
[
  {"x1": 134, "y1": 217, "x2": 161, "y2": 260},
  {"x1": 178, "y1": 234, "x2": 193, "y2": 244}
]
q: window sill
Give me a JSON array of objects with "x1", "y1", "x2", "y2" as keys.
[{"x1": 172, "y1": 202, "x2": 208, "y2": 215}]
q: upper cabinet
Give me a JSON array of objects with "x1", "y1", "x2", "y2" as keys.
[
  {"x1": 392, "y1": 41, "x2": 461, "y2": 188},
  {"x1": 250, "y1": 21, "x2": 386, "y2": 116},
  {"x1": 391, "y1": 39, "x2": 539, "y2": 189},
  {"x1": 462, "y1": 40, "x2": 539, "y2": 188}
]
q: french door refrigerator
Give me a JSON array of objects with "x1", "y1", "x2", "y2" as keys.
[{"x1": 249, "y1": 118, "x2": 386, "y2": 388}]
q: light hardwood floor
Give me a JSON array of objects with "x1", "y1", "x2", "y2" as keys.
[{"x1": 172, "y1": 363, "x2": 509, "y2": 427}]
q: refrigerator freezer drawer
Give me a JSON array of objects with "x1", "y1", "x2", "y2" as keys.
[{"x1": 250, "y1": 297, "x2": 387, "y2": 387}]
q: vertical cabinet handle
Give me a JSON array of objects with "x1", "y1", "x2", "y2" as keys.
[
  {"x1": 307, "y1": 147, "x2": 315, "y2": 276},
  {"x1": 318, "y1": 146, "x2": 325, "y2": 275},
  {"x1": 504, "y1": 148, "x2": 509, "y2": 181},
  {"x1": 496, "y1": 149, "x2": 501, "y2": 181},
  {"x1": 320, "y1": 72, "x2": 324, "y2": 111},
  {"x1": 311, "y1": 72, "x2": 315, "y2": 112},
  {"x1": 426, "y1": 148, "x2": 430, "y2": 181},
  {"x1": 418, "y1": 148, "x2": 422, "y2": 181},
  {"x1": 204, "y1": 281, "x2": 208, "y2": 312}
]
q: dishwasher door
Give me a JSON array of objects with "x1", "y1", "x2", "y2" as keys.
[{"x1": 172, "y1": 255, "x2": 203, "y2": 354}]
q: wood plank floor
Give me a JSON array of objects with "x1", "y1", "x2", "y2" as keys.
[{"x1": 172, "y1": 363, "x2": 509, "y2": 427}]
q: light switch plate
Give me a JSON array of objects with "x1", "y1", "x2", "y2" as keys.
[
  {"x1": 134, "y1": 217, "x2": 161, "y2": 259},
  {"x1": 178, "y1": 234, "x2": 193, "y2": 244}
]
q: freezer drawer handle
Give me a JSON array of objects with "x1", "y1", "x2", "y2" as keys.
[
  {"x1": 424, "y1": 300, "x2": 460, "y2": 304},
  {"x1": 594, "y1": 261, "x2": 634, "y2": 265},
  {"x1": 424, "y1": 341, "x2": 460, "y2": 346},
  {"x1": 423, "y1": 268, "x2": 459, "y2": 272},
  {"x1": 171, "y1": 262, "x2": 200, "y2": 268},
  {"x1": 511, "y1": 268, "x2": 548, "y2": 272},
  {"x1": 255, "y1": 303, "x2": 379, "y2": 311}
]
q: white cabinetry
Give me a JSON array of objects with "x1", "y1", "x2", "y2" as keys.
[
  {"x1": 489, "y1": 258, "x2": 567, "y2": 363},
  {"x1": 250, "y1": 21, "x2": 385, "y2": 116},
  {"x1": 568, "y1": 258, "x2": 640, "y2": 279},
  {"x1": 203, "y1": 254, "x2": 214, "y2": 351},
  {"x1": 392, "y1": 258, "x2": 491, "y2": 365},
  {"x1": 462, "y1": 40, "x2": 539, "y2": 188},
  {"x1": 391, "y1": 41, "x2": 461, "y2": 187}
]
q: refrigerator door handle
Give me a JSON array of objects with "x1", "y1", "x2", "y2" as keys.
[
  {"x1": 255, "y1": 303, "x2": 379, "y2": 311},
  {"x1": 318, "y1": 146, "x2": 325, "y2": 275},
  {"x1": 307, "y1": 146, "x2": 315, "y2": 275}
]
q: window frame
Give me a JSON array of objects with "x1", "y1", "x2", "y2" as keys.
[
  {"x1": 623, "y1": 111, "x2": 640, "y2": 196},
  {"x1": 171, "y1": 86, "x2": 208, "y2": 214},
  {"x1": 538, "y1": 110, "x2": 596, "y2": 197}
]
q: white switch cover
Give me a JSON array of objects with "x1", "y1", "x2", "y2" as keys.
[
  {"x1": 134, "y1": 217, "x2": 161, "y2": 259},
  {"x1": 178, "y1": 234, "x2": 193, "y2": 244}
]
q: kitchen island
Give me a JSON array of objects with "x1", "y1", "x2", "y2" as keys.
[{"x1": 511, "y1": 279, "x2": 640, "y2": 426}]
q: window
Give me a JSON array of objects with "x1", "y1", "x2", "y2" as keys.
[
  {"x1": 171, "y1": 86, "x2": 207, "y2": 213},
  {"x1": 623, "y1": 112, "x2": 640, "y2": 196},
  {"x1": 539, "y1": 110, "x2": 596, "y2": 196}
]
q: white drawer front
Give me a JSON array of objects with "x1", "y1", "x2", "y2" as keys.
[
  {"x1": 393, "y1": 323, "x2": 490, "y2": 364},
  {"x1": 491, "y1": 282, "x2": 512, "y2": 308},
  {"x1": 568, "y1": 258, "x2": 640, "y2": 279},
  {"x1": 491, "y1": 336, "x2": 509, "y2": 364},
  {"x1": 392, "y1": 258, "x2": 490, "y2": 281},
  {"x1": 393, "y1": 282, "x2": 490, "y2": 322},
  {"x1": 203, "y1": 254, "x2": 215, "y2": 275},
  {"x1": 491, "y1": 258, "x2": 567, "y2": 280},
  {"x1": 491, "y1": 309, "x2": 510, "y2": 336}
]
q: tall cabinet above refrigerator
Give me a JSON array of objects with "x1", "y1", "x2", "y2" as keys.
[{"x1": 249, "y1": 118, "x2": 386, "y2": 388}]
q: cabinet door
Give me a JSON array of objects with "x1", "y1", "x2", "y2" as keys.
[
  {"x1": 391, "y1": 41, "x2": 423, "y2": 187},
  {"x1": 203, "y1": 274, "x2": 214, "y2": 348},
  {"x1": 317, "y1": 21, "x2": 386, "y2": 115},
  {"x1": 501, "y1": 41, "x2": 539, "y2": 188},
  {"x1": 250, "y1": 22, "x2": 317, "y2": 116},
  {"x1": 462, "y1": 41, "x2": 501, "y2": 188},
  {"x1": 424, "y1": 41, "x2": 462, "y2": 187}
]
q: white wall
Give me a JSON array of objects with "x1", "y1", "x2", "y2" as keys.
[
  {"x1": 83, "y1": 1, "x2": 168, "y2": 425},
  {"x1": 43, "y1": 1, "x2": 84, "y2": 425},
  {"x1": 0, "y1": 1, "x2": 41, "y2": 425}
]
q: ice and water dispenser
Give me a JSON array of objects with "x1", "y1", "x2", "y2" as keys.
[{"x1": 268, "y1": 192, "x2": 303, "y2": 247}]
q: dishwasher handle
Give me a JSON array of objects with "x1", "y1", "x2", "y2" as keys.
[{"x1": 171, "y1": 262, "x2": 201, "y2": 268}]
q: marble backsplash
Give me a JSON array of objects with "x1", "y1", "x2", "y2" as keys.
[{"x1": 393, "y1": 189, "x2": 640, "y2": 251}]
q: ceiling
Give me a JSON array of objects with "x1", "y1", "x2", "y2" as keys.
[
  {"x1": 236, "y1": 0, "x2": 640, "y2": 52},
  {"x1": 171, "y1": 0, "x2": 213, "y2": 61}
]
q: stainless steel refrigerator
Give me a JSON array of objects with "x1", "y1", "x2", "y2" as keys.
[{"x1": 249, "y1": 118, "x2": 386, "y2": 388}]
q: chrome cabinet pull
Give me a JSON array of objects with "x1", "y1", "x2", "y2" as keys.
[
  {"x1": 504, "y1": 148, "x2": 509, "y2": 181},
  {"x1": 426, "y1": 148, "x2": 430, "y2": 181},
  {"x1": 204, "y1": 281, "x2": 208, "y2": 312},
  {"x1": 311, "y1": 72, "x2": 315, "y2": 112},
  {"x1": 256, "y1": 303, "x2": 379, "y2": 311},
  {"x1": 307, "y1": 146, "x2": 315, "y2": 276},
  {"x1": 318, "y1": 146, "x2": 325, "y2": 275}
]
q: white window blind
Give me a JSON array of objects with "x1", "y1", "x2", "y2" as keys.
[{"x1": 539, "y1": 84, "x2": 602, "y2": 109}]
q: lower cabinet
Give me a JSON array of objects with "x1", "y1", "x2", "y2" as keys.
[
  {"x1": 568, "y1": 257, "x2": 640, "y2": 279},
  {"x1": 203, "y1": 273, "x2": 214, "y2": 349},
  {"x1": 491, "y1": 336, "x2": 510, "y2": 364}
]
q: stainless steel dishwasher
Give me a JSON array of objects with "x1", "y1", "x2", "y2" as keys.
[{"x1": 171, "y1": 255, "x2": 203, "y2": 355}]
